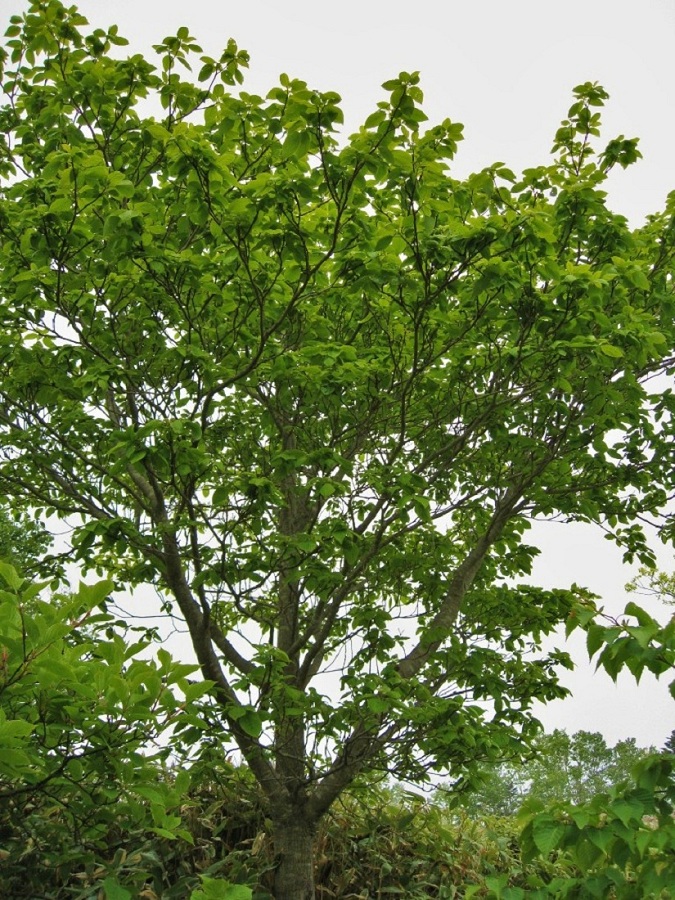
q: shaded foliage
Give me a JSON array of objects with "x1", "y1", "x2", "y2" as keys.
[
  {"x1": 0, "y1": 503, "x2": 53, "y2": 577},
  {"x1": 2, "y1": 750, "x2": 673, "y2": 899},
  {"x1": 0, "y1": 562, "x2": 211, "y2": 899}
]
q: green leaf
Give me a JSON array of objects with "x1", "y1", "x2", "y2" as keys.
[
  {"x1": 624, "y1": 601, "x2": 658, "y2": 627},
  {"x1": 238, "y1": 709, "x2": 263, "y2": 739},
  {"x1": 598, "y1": 343, "x2": 624, "y2": 358},
  {"x1": 0, "y1": 715, "x2": 34, "y2": 741},
  {"x1": 366, "y1": 695, "x2": 391, "y2": 713},
  {"x1": 294, "y1": 534, "x2": 317, "y2": 552},
  {"x1": 531, "y1": 816, "x2": 569, "y2": 855},
  {"x1": 103, "y1": 879, "x2": 133, "y2": 900},
  {"x1": 190, "y1": 877, "x2": 253, "y2": 900},
  {"x1": 626, "y1": 268, "x2": 650, "y2": 291},
  {"x1": 484, "y1": 874, "x2": 508, "y2": 898},
  {"x1": 463, "y1": 888, "x2": 482, "y2": 900},
  {"x1": 282, "y1": 130, "x2": 309, "y2": 159},
  {"x1": 609, "y1": 798, "x2": 644, "y2": 827},
  {"x1": 501, "y1": 890, "x2": 525, "y2": 900},
  {"x1": 624, "y1": 623, "x2": 658, "y2": 649},
  {"x1": 0, "y1": 747, "x2": 32, "y2": 774},
  {"x1": 586, "y1": 623, "x2": 605, "y2": 658},
  {"x1": 0, "y1": 561, "x2": 22, "y2": 591},
  {"x1": 134, "y1": 784, "x2": 168, "y2": 805},
  {"x1": 572, "y1": 836, "x2": 603, "y2": 869},
  {"x1": 76, "y1": 579, "x2": 114, "y2": 609},
  {"x1": 586, "y1": 826, "x2": 614, "y2": 854},
  {"x1": 48, "y1": 197, "x2": 73, "y2": 214},
  {"x1": 174, "y1": 767, "x2": 191, "y2": 795}
]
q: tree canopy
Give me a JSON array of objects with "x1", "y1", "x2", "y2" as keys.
[
  {"x1": 0, "y1": 2, "x2": 674, "y2": 895},
  {"x1": 445, "y1": 729, "x2": 656, "y2": 818},
  {"x1": 0, "y1": 502, "x2": 52, "y2": 574}
]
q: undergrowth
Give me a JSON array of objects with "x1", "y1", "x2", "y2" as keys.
[{"x1": 0, "y1": 760, "x2": 573, "y2": 899}]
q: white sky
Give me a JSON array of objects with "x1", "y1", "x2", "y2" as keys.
[{"x1": 9, "y1": 0, "x2": 675, "y2": 746}]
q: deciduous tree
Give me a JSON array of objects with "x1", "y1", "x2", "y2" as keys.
[
  {"x1": 447, "y1": 729, "x2": 655, "y2": 817},
  {"x1": 627, "y1": 567, "x2": 675, "y2": 606},
  {"x1": 0, "y1": 2, "x2": 674, "y2": 895},
  {"x1": 0, "y1": 502, "x2": 52, "y2": 575}
]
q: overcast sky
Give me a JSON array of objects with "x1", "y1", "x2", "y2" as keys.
[
  {"x1": 8, "y1": 0, "x2": 675, "y2": 747},
  {"x1": 66, "y1": 0, "x2": 675, "y2": 226}
]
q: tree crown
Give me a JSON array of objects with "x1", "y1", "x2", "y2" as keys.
[{"x1": 0, "y1": 0, "x2": 673, "y2": 821}]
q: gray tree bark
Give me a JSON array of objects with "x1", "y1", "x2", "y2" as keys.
[{"x1": 272, "y1": 816, "x2": 316, "y2": 900}]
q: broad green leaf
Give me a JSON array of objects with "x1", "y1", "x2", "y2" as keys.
[
  {"x1": 598, "y1": 343, "x2": 624, "y2": 358},
  {"x1": 609, "y1": 798, "x2": 644, "y2": 827},
  {"x1": 238, "y1": 710, "x2": 263, "y2": 739},
  {"x1": 190, "y1": 877, "x2": 253, "y2": 900},
  {"x1": 0, "y1": 561, "x2": 22, "y2": 591},
  {"x1": 103, "y1": 879, "x2": 133, "y2": 900},
  {"x1": 531, "y1": 816, "x2": 569, "y2": 856}
]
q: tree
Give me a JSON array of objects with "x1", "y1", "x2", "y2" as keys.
[
  {"x1": 0, "y1": 2, "x2": 674, "y2": 895},
  {"x1": 627, "y1": 567, "x2": 675, "y2": 607},
  {"x1": 518, "y1": 731, "x2": 655, "y2": 807},
  {"x1": 664, "y1": 730, "x2": 675, "y2": 754},
  {"x1": 0, "y1": 502, "x2": 53, "y2": 575},
  {"x1": 447, "y1": 729, "x2": 655, "y2": 818}
]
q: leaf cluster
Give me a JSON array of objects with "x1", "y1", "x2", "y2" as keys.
[{"x1": 0, "y1": 561, "x2": 210, "y2": 897}]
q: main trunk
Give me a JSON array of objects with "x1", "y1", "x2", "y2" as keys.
[{"x1": 272, "y1": 818, "x2": 316, "y2": 900}]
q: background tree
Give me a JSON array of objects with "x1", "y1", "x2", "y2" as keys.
[
  {"x1": 0, "y1": 502, "x2": 53, "y2": 576},
  {"x1": 627, "y1": 567, "x2": 675, "y2": 607},
  {"x1": 446, "y1": 729, "x2": 655, "y2": 818},
  {"x1": 664, "y1": 730, "x2": 675, "y2": 754},
  {"x1": 0, "y1": 2, "x2": 674, "y2": 896}
]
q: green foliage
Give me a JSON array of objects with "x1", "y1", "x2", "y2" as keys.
[
  {"x1": 0, "y1": 743, "x2": 574, "y2": 899},
  {"x1": 627, "y1": 567, "x2": 675, "y2": 607},
  {"x1": 509, "y1": 596, "x2": 675, "y2": 900},
  {"x1": 311, "y1": 791, "x2": 556, "y2": 898},
  {"x1": 0, "y1": 503, "x2": 53, "y2": 577},
  {"x1": 0, "y1": 1, "x2": 674, "y2": 893},
  {"x1": 0, "y1": 562, "x2": 205, "y2": 898},
  {"x1": 445, "y1": 729, "x2": 655, "y2": 818},
  {"x1": 567, "y1": 593, "x2": 675, "y2": 694},
  {"x1": 190, "y1": 877, "x2": 253, "y2": 900},
  {"x1": 519, "y1": 753, "x2": 675, "y2": 899},
  {"x1": 0, "y1": 600, "x2": 672, "y2": 900}
]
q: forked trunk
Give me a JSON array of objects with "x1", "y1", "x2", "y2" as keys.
[{"x1": 272, "y1": 818, "x2": 316, "y2": 900}]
